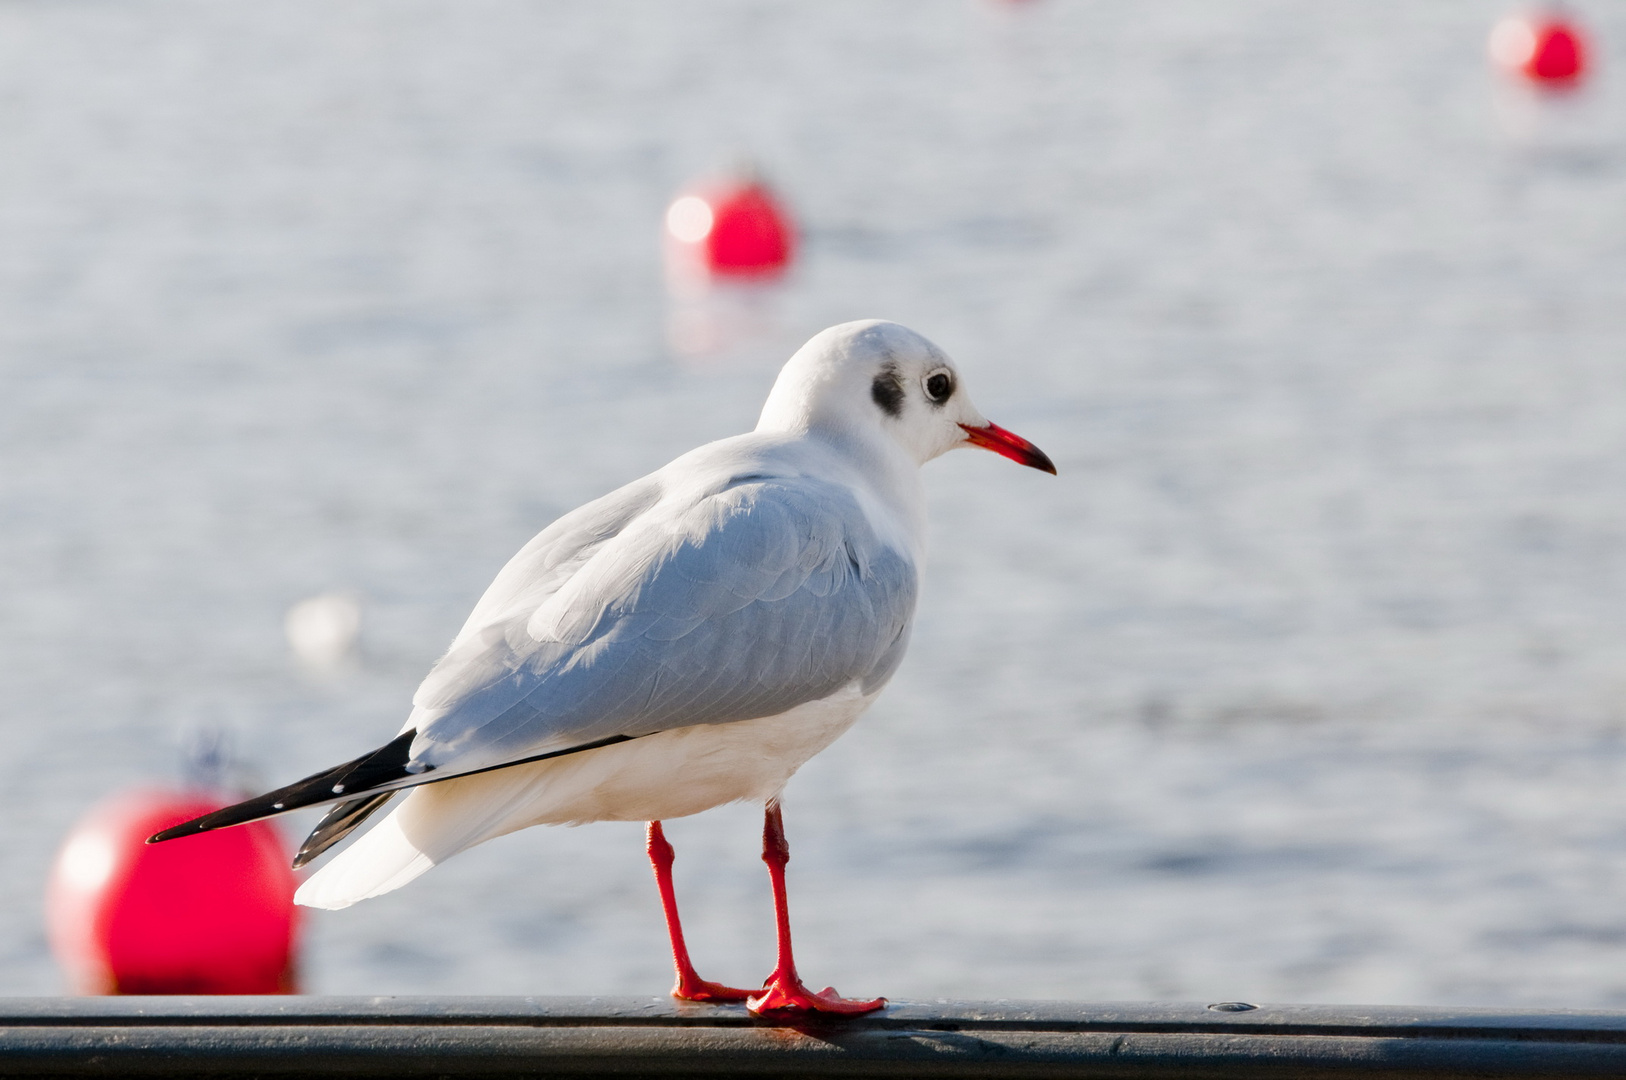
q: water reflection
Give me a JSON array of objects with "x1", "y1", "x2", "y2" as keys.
[{"x1": 664, "y1": 280, "x2": 789, "y2": 369}]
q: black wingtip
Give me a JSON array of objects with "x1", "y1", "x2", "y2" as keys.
[
  {"x1": 147, "y1": 802, "x2": 275, "y2": 844},
  {"x1": 149, "y1": 813, "x2": 230, "y2": 844},
  {"x1": 291, "y1": 792, "x2": 394, "y2": 869},
  {"x1": 145, "y1": 730, "x2": 421, "y2": 845}
]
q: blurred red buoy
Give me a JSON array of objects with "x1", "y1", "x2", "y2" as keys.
[
  {"x1": 46, "y1": 789, "x2": 299, "y2": 994},
  {"x1": 1489, "y1": 13, "x2": 1588, "y2": 84},
  {"x1": 665, "y1": 176, "x2": 796, "y2": 279}
]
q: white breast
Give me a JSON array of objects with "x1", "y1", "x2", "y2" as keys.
[{"x1": 294, "y1": 683, "x2": 879, "y2": 910}]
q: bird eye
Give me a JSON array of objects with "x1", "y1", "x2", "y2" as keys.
[{"x1": 923, "y1": 370, "x2": 954, "y2": 404}]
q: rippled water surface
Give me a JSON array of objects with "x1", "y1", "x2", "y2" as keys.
[{"x1": 3, "y1": 0, "x2": 1626, "y2": 1005}]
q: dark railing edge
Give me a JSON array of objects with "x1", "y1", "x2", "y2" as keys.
[
  {"x1": 4, "y1": 996, "x2": 1626, "y2": 1078},
  {"x1": 1, "y1": 995, "x2": 1624, "y2": 1034}
]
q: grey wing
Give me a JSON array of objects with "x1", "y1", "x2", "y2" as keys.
[
  {"x1": 403, "y1": 476, "x2": 918, "y2": 776},
  {"x1": 393, "y1": 475, "x2": 664, "y2": 734},
  {"x1": 143, "y1": 474, "x2": 916, "y2": 850},
  {"x1": 442, "y1": 476, "x2": 664, "y2": 649}
]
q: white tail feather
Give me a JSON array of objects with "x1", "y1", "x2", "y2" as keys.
[
  {"x1": 292, "y1": 764, "x2": 560, "y2": 910},
  {"x1": 292, "y1": 696, "x2": 873, "y2": 910},
  {"x1": 294, "y1": 812, "x2": 436, "y2": 909}
]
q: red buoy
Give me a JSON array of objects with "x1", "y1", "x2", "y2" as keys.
[
  {"x1": 665, "y1": 176, "x2": 796, "y2": 280},
  {"x1": 1490, "y1": 13, "x2": 1588, "y2": 84},
  {"x1": 46, "y1": 789, "x2": 299, "y2": 994}
]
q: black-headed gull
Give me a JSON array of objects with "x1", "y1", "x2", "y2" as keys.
[{"x1": 153, "y1": 319, "x2": 1055, "y2": 1015}]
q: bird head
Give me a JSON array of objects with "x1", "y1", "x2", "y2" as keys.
[{"x1": 757, "y1": 320, "x2": 1055, "y2": 475}]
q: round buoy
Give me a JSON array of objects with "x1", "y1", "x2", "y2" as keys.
[
  {"x1": 46, "y1": 789, "x2": 299, "y2": 994},
  {"x1": 1489, "y1": 13, "x2": 1588, "y2": 84},
  {"x1": 665, "y1": 176, "x2": 796, "y2": 279}
]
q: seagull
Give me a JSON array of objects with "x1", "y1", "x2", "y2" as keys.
[{"x1": 151, "y1": 319, "x2": 1055, "y2": 1015}]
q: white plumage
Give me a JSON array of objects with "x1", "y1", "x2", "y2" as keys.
[
  {"x1": 295, "y1": 684, "x2": 876, "y2": 909},
  {"x1": 294, "y1": 318, "x2": 971, "y2": 908},
  {"x1": 154, "y1": 318, "x2": 1053, "y2": 1016}
]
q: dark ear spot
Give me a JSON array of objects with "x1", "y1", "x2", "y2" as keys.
[{"x1": 871, "y1": 366, "x2": 904, "y2": 417}]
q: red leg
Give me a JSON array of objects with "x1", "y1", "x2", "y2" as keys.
[
  {"x1": 646, "y1": 821, "x2": 753, "y2": 1003},
  {"x1": 747, "y1": 801, "x2": 886, "y2": 1017}
]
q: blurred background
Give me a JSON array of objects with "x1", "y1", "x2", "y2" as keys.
[{"x1": 3, "y1": 0, "x2": 1626, "y2": 1006}]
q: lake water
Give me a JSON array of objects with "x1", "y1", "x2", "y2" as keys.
[{"x1": 2, "y1": 0, "x2": 1626, "y2": 1007}]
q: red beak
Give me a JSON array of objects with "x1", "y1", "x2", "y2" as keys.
[{"x1": 959, "y1": 422, "x2": 1057, "y2": 475}]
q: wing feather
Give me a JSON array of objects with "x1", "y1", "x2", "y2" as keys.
[
  {"x1": 150, "y1": 450, "x2": 919, "y2": 853},
  {"x1": 404, "y1": 475, "x2": 916, "y2": 777}
]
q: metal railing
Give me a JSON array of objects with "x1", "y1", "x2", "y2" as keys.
[{"x1": 2, "y1": 995, "x2": 1625, "y2": 1078}]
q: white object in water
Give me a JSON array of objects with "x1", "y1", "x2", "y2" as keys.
[{"x1": 284, "y1": 592, "x2": 362, "y2": 668}]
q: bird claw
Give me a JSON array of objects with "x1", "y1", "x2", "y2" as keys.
[
  {"x1": 671, "y1": 977, "x2": 754, "y2": 1003},
  {"x1": 747, "y1": 976, "x2": 886, "y2": 1016}
]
